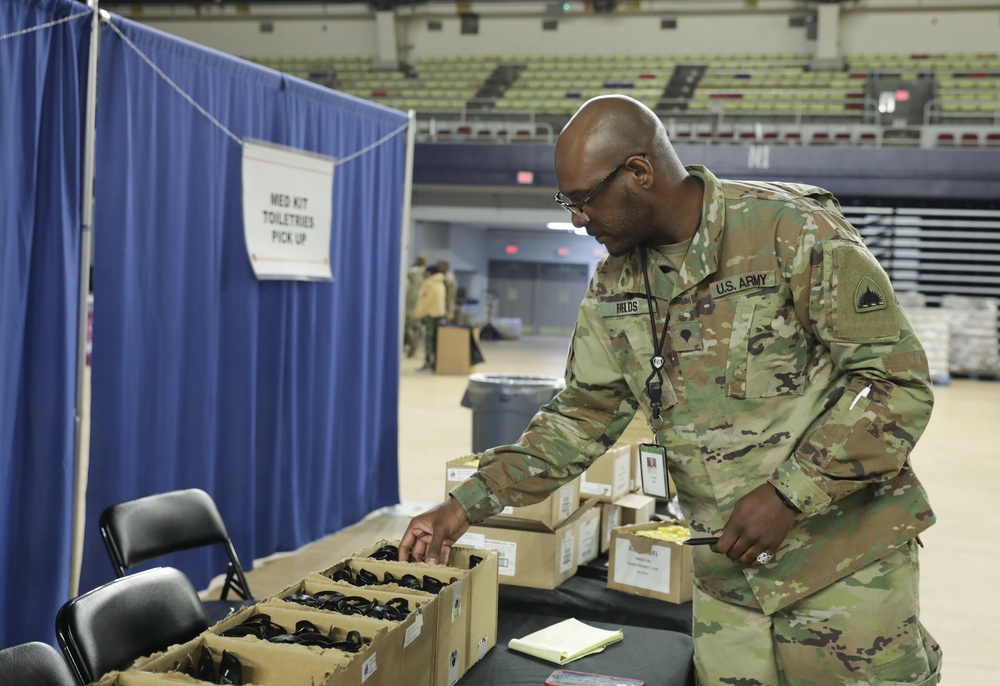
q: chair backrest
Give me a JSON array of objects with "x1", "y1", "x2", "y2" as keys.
[
  {"x1": 0, "y1": 642, "x2": 77, "y2": 686},
  {"x1": 99, "y1": 488, "x2": 252, "y2": 601},
  {"x1": 55, "y1": 567, "x2": 210, "y2": 685}
]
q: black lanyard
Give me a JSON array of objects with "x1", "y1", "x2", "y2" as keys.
[{"x1": 640, "y1": 248, "x2": 671, "y2": 431}]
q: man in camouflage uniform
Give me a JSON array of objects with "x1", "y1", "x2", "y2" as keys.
[
  {"x1": 404, "y1": 254, "x2": 426, "y2": 357},
  {"x1": 400, "y1": 95, "x2": 941, "y2": 685},
  {"x1": 438, "y1": 259, "x2": 458, "y2": 322}
]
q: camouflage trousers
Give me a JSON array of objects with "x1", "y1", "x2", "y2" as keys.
[{"x1": 693, "y1": 541, "x2": 942, "y2": 686}]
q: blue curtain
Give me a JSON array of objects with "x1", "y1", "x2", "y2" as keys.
[
  {"x1": 81, "y1": 18, "x2": 406, "y2": 595},
  {"x1": 0, "y1": 0, "x2": 90, "y2": 647}
]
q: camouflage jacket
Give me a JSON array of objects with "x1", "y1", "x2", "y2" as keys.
[{"x1": 450, "y1": 165, "x2": 935, "y2": 614}]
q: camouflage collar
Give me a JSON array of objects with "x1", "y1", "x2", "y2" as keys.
[{"x1": 616, "y1": 165, "x2": 725, "y2": 301}]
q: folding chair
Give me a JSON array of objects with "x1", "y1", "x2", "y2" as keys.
[
  {"x1": 55, "y1": 567, "x2": 210, "y2": 685},
  {"x1": 99, "y1": 488, "x2": 254, "y2": 623},
  {"x1": 0, "y1": 642, "x2": 77, "y2": 686}
]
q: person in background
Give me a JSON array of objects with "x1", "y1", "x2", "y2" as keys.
[
  {"x1": 404, "y1": 254, "x2": 426, "y2": 358},
  {"x1": 438, "y1": 259, "x2": 458, "y2": 322},
  {"x1": 413, "y1": 264, "x2": 446, "y2": 372},
  {"x1": 399, "y1": 95, "x2": 941, "y2": 685}
]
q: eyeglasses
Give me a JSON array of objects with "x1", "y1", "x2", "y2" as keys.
[{"x1": 554, "y1": 155, "x2": 639, "y2": 221}]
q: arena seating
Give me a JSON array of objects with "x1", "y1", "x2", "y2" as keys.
[{"x1": 244, "y1": 52, "x2": 1000, "y2": 147}]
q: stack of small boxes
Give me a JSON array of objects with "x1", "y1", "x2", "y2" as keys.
[
  {"x1": 447, "y1": 456, "x2": 600, "y2": 590},
  {"x1": 92, "y1": 540, "x2": 500, "y2": 686}
]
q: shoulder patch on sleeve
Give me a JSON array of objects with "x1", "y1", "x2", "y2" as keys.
[{"x1": 829, "y1": 242, "x2": 900, "y2": 343}]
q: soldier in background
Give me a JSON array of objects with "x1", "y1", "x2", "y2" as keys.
[
  {"x1": 403, "y1": 254, "x2": 426, "y2": 358},
  {"x1": 400, "y1": 95, "x2": 941, "y2": 684},
  {"x1": 413, "y1": 264, "x2": 446, "y2": 372},
  {"x1": 438, "y1": 259, "x2": 458, "y2": 322}
]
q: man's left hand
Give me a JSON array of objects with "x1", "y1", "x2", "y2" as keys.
[{"x1": 712, "y1": 483, "x2": 798, "y2": 567}]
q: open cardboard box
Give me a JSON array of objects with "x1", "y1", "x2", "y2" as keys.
[
  {"x1": 132, "y1": 628, "x2": 367, "y2": 686},
  {"x1": 320, "y1": 556, "x2": 478, "y2": 686},
  {"x1": 94, "y1": 671, "x2": 209, "y2": 686},
  {"x1": 268, "y1": 572, "x2": 437, "y2": 686},
  {"x1": 444, "y1": 457, "x2": 581, "y2": 530},
  {"x1": 202, "y1": 600, "x2": 399, "y2": 685},
  {"x1": 607, "y1": 521, "x2": 693, "y2": 604},
  {"x1": 349, "y1": 539, "x2": 500, "y2": 670}
]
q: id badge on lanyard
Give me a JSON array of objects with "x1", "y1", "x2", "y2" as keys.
[{"x1": 638, "y1": 442, "x2": 671, "y2": 500}]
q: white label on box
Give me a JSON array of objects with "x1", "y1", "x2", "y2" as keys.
[
  {"x1": 403, "y1": 609, "x2": 423, "y2": 648},
  {"x1": 451, "y1": 579, "x2": 463, "y2": 622},
  {"x1": 448, "y1": 649, "x2": 460, "y2": 686},
  {"x1": 477, "y1": 635, "x2": 490, "y2": 660},
  {"x1": 559, "y1": 533, "x2": 575, "y2": 573},
  {"x1": 458, "y1": 533, "x2": 517, "y2": 577},
  {"x1": 614, "y1": 454, "x2": 631, "y2": 496},
  {"x1": 362, "y1": 653, "x2": 377, "y2": 682},
  {"x1": 577, "y1": 517, "x2": 599, "y2": 564},
  {"x1": 613, "y1": 538, "x2": 672, "y2": 594},
  {"x1": 456, "y1": 532, "x2": 485, "y2": 549},
  {"x1": 558, "y1": 484, "x2": 574, "y2": 519},
  {"x1": 501, "y1": 506, "x2": 514, "y2": 515},
  {"x1": 447, "y1": 467, "x2": 477, "y2": 483},
  {"x1": 580, "y1": 475, "x2": 611, "y2": 496},
  {"x1": 486, "y1": 538, "x2": 518, "y2": 577},
  {"x1": 609, "y1": 509, "x2": 620, "y2": 529}
]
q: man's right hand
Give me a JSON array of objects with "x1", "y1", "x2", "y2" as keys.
[{"x1": 398, "y1": 496, "x2": 471, "y2": 565}]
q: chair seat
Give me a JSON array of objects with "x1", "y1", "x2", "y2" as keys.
[{"x1": 0, "y1": 642, "x2": 77, "y2": 686}]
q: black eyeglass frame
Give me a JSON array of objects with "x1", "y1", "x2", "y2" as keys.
[{"x1": 553, "y1": 154, "x2": 643, "y2": 220}]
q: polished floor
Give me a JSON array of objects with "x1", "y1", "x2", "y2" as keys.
[{"x1": 227, "y1": 336, "x2": 994, "y2": 685}]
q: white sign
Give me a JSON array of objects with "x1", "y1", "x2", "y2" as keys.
[
  {"x1": 242, "y1": 139, "x2": 334, "y2": 281},
  {"x1": 613, "y1": 538, "x2": 672, "y2": 594}
]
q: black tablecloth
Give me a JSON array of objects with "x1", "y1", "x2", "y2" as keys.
[
  {"x1": 462, "y1": 611, "x2": 694, "y2": 686},
  {"x1": 497, "y1": 561, "x2": 693, "y2": 635}
]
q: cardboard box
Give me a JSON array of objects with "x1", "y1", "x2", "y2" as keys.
[
  {"x1": 133, "y1": 630, "x2": 366, "y2": 686},
  {"x1": 95, "y1": 672, "x2": 205, "y2": 686},
  {"x1": 270, "y1": 573, "x2": 437, "y2": 686},
  {"x1": 614, "y1": 493, "x2": 656, "y2": 526},
  {"x1": 320, "y1": 557, "x2": 474, "y2": 686},
  {"x1": 206, "y1": 601, "x2": 399, "y2": 686},
  {"x1": 599, "y1": 502, "x2": 622, "y2": 555},
  {"x1": 574, "y1": 500, "x2": 602, "y2": 567},
  {"x1": 435, "y1": 325, "x2": 479, "y2": 376},
  {"x1": 580, "y1": 444, "x2": 631, "y2": 502},
  {"x1": 445, "y1": 458, "x2": 581, "y2": 529},
  {"x1": 455, "y1": 500, "x2": 598, "y2": 590},
  {"x1": 348, "y1": 540, "x2": 500, "y2": 672},
  {"x1": 607, "y1": 522, "x2": 694, "y2": 604},
  {"x1": 447, "y1": 545, "x2": 500, "y2": 665}
]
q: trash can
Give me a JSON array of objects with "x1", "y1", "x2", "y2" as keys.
[{"x1": 461, "y1": 373, "x2": 566, "y2": 452}]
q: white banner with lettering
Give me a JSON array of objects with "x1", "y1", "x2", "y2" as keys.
[{"x1": 242, "y1": 139, "x2": 334, "y2": 281}]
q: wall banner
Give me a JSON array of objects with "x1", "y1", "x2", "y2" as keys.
[{"x1": 242, "y1": 139, "x2": 335, "y2": 281}]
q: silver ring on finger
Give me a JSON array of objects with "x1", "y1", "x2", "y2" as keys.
[{"x1": 755, "y1": 551, "x2": 773, "y2": 565}]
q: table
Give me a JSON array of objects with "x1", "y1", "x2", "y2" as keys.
[
  {"x1": 498, "y1": 566, "x2": 692, "y2": 634},
  {"x1": 462, "y1": 611, "x2": 695, "y2": 686}
]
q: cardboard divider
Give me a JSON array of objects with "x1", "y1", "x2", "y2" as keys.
[{"x1": 269, "y1": 572, "x2": 437, "y2": 686}]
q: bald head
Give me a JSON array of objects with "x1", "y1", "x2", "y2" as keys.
[{"x1": 556, "y1": 95, "x2": 684, "y2": 180}]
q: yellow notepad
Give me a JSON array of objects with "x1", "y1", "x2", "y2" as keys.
[{"x1": 507, "y1": 618, "x2": 624, "y2": 665}]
